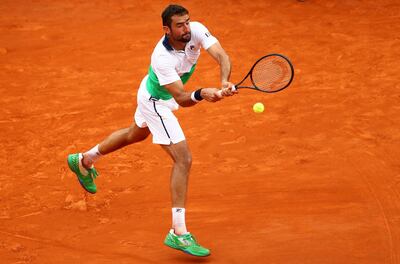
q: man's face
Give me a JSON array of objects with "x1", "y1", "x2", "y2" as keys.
[{"x1": 166, "y1": 14, "x2": 191, "y2": 43}]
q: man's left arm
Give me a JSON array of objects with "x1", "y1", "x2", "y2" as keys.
[{"x1": 207, "y1": 42, "x2": 237, "y2": 96}]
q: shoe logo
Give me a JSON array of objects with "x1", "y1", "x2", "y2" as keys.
[{"x1": 177, "y1": 237, "x2": 191, "y2": 246}]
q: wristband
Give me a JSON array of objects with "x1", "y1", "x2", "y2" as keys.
[{"x1": 191, "y1": 88, "x2": 203, "y2": 102}]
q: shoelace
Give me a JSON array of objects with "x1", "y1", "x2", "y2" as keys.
[{"x1": 88, "y1": 168, "x2": 98, "y2": 179}]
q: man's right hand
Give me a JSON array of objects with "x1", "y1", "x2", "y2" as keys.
[{"x1": 200, "y1": 88, "x2": 224, "y2": 102}]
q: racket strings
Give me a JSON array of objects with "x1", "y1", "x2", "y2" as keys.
[{"x1": 251, "y1": 56, "x2": 293, "y2": 92}]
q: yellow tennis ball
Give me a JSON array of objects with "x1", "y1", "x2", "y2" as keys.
[{"x1": 253, "y1": 102, "x2": 265, "y2": 113}]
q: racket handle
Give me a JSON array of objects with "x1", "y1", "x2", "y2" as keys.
[{"x1": 216, "y1": 85, "x2": 236, "y2": 97}]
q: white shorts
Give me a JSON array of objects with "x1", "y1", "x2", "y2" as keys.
[{"x1": 134, "y1": 75, "x2": 186, "y2": 145}]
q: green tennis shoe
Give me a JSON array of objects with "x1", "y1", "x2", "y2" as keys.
[
  {"x1": 164, "y1": 229, "x2": 210, "y2": 257},
  {"x1": 67, "y1": 153, "x2": 98, "y2": 194}
]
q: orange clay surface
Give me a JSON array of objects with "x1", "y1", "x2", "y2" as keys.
[{"x1": 1, "y1": 1, "x2": 400, "y2": 263}]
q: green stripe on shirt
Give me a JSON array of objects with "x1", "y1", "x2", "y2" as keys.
[{"x1": 146, "y1": 64, "x2": 197, "y2": 100}]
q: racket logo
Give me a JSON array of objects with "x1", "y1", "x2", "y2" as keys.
[{"x1": 267, "y1": 59, "x2": 291, "y2": 90}]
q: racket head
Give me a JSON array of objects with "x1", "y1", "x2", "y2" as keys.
[{"x1": 237, "y1": 54, "x2": 294, "y2": 93}]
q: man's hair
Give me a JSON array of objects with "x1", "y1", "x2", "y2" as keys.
[{"x1": 161, "y1": 4, "x2": 189, "y2": 28}]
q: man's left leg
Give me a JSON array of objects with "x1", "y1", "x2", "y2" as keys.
[{"x1": 161, "y1": 140, "x2": 210, "y2": 257}]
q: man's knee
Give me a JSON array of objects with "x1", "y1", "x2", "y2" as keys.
[
  {"x1": 176, "y1": 150, "x2": 192, "y2": 168},
  {"x1": 162, "y1": 141, "x2": 192, "y2": 168},
  {"x1": 183, "y1": 151, "x2": 193, "y2": 167}
]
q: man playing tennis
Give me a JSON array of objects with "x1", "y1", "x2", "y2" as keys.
[{"x1": 67, "y1": 4, "x2": 236, "y2": 257}]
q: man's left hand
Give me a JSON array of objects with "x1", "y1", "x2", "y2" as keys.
[{"x1": 221, "y1": 81, "x2": 238, "y2": 97}]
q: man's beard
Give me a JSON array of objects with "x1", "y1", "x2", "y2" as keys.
[{"x1": 177, "y1": 32, "x2": 191, "y2": 43}]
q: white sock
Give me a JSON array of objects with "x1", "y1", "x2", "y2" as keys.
[
  {"x1": 172, "y1": 208, "x2": 188, "y2": 235},
  {"x1": 83, "y1": 144, "x2": 102, "y2": 164}
]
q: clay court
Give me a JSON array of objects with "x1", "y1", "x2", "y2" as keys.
[{"x1": 1, "y1": 0, "x2": 400, "y2": 263}]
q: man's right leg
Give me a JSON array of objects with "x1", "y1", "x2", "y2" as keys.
[
  {"x1": 82, "y1": 123, "x2": 150, "y2": 168},
  {"x1": 68, "y1": 123, "x2": 150, "y2": 193}
]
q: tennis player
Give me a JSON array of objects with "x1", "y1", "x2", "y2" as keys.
[{"x1": 67, "y1": 4, "x2": 236, "y2": 257}]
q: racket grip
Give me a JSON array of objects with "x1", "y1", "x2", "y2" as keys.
[{"x1": 217, "y1": 85, "x2": 236, "y2": 97}]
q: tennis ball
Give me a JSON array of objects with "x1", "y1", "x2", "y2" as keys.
[{"x1": 253, "y1": 102, "x2": 264, "y2": 113}]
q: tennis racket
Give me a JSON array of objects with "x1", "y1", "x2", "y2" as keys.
[{"x1": 217, "y1": 54, "x2": 294, "y2": 96}]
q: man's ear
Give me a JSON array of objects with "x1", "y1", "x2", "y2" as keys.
[{"x1": 163, "y1": 26, "x2": 171, "y2": 36}]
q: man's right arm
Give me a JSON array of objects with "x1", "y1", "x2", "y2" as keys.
[{"x1": 164, "y1": 80, "x2": 223, "y2": 107}]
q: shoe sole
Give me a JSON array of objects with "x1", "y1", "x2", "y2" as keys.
[
  {"x1": 67, "y1": 155, "x2": 96, "y2": 194},
  {"x1": 164, "y1": 241, "x2": 210, "y2": 257}
]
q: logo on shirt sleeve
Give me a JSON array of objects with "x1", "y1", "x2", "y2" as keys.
[{"x1": 205, "y1": 32, "x2": 211, "y2": 37}]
